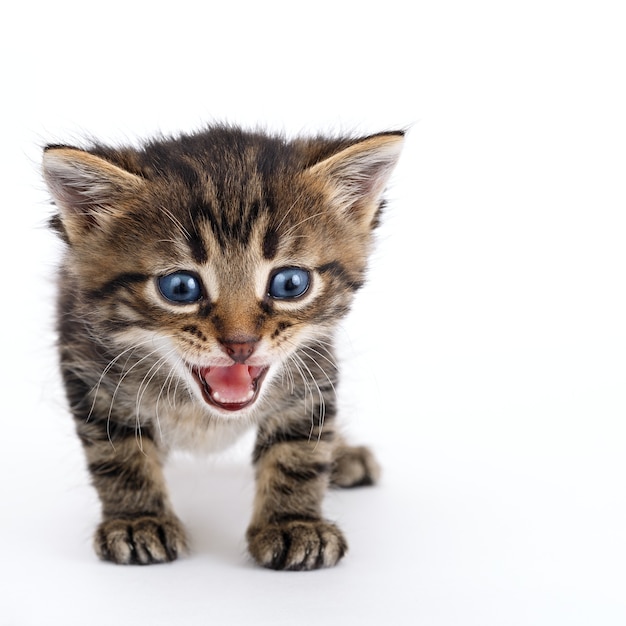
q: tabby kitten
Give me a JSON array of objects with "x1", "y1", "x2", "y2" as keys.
[{"x1": 43, "y1": 125, "x2": 403, "y2": 570}]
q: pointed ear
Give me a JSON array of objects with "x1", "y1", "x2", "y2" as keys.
[
  {"x1": 305, "y1": 132, "x2": 404, "y2": 228},
  {"x1": 42, "y1": 146, "x2": 145, "y2": 244}
]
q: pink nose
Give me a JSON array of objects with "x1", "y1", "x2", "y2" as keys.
[{"x1": 220, "y1": 339, "x2": 258, "y2": 363}]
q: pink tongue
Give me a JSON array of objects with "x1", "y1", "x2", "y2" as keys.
[{"x1": 203, "y1": 364, "x2": 254, "y2": 404}]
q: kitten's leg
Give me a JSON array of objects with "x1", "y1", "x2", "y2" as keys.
[
  {"x1": 247, "y1": 424, "x2": 347, "y2": 570},
  {"x1": 76, "y1": 415, "x2": 187, "y2": 565},
  {"x1": 330, "y1": 436, "x2": 381, "y2": 488}
]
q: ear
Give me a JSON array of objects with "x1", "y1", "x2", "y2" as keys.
[
  {"x1": 42, "y1": 146, "x2": 146, "y2": 245},
  {"x1": 305, "y1": 131, "x2": 404, "y2": 228}
]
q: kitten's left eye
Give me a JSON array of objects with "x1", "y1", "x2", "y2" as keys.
[
  {"x1": 268, "y1": 267, "x2": 310, "y2": 299},
  {"x1": 157, "y1": 272, "x2": 203, "y2": 303}
]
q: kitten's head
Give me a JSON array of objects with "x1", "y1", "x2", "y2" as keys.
[{"x1": 43, "y1": 127, "x2": 403, "y2": 417}]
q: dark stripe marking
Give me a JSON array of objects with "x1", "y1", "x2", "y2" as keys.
[
  {"x1": 267, "y1": 513, "x2": 321, "y2": 526},
  {"x1": 316, "y1": 261, "x2": 363, "y2": 291},
  {"x1": 89, "y1": 273, "x2": 149, "y2": 300},
  {"x1": 276, "y1": 462, "x2": 332, "y2": 482},
  {"x1": 262, "y1": 224, "x2": 280, "y2": 260},
  {"x1": 186, "y1": 229, "x2": 208, "y2": 264},
  {"x1": 76, "y1": 415, "x2": 154, "y2": 446},
  {"x1": 88, "y1": 461, "x2": 147, "y2": 493},
  {"x1": 252, "y1": 426, "x2": 335, "y2": 464}
]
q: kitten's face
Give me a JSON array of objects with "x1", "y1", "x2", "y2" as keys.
[
  {"x1": 44, "y1": 129, "x2": 403, "y2": 417},
  {"x1": 99, "y1": 192, "x2": 364, "y2": 416}
]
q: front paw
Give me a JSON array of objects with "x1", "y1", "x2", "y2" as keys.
[
  {"x1": 247, "y1": 518, "x2": 347, "y2": 570},
  {"x1": 94, "y1": 514, "x2": 188, "y2": 565}
]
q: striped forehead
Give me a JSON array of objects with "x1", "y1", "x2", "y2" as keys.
[
  {"x1": 179, "y1": 201, "x2": 324, "y2": 305},
  {"x1": 182, "y1": 212, "x2": 267, "y2": 301},
  {"x1": 183, "y1": 201, "x2": 279, "y2": 265}
]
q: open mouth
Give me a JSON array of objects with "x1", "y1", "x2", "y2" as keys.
[{"x1": 190, "y1": 364, "x2": 269, "y2": 412}]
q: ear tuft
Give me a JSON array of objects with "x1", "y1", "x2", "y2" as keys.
[
  {"x1": 42, "y1": 147, "x2": 145, "y2": 244},
  {"x1": 305, "y1": 132, "x2": 404, "y2": 227}
]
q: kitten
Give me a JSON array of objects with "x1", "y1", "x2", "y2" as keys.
[{"x1": 43, "y1": 125, "x2": 403, "y2": 570}]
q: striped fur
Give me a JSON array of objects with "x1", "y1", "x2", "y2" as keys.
[{"x1": 43, "y1": 125, "x2": 403, "y2": 569}]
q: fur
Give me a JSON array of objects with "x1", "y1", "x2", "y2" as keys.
[{"x1": 43, "y1": 125, "x2": 403, "y2": 569}]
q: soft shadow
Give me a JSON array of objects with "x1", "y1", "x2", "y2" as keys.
[{"x1": 164, "y1": 454, "x2": 255, "y2": 566}]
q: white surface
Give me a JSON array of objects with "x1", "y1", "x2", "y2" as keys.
[{"x1": 2, "y1": 1, "x2": 626, "y2": 624}]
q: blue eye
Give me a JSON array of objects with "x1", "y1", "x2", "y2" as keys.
[
  {"x1": 157, "y1": 272, "x2": 203, "y2": 303},
  {"x1": 268, "y1": 267, "x2": 310, "y2": 299}
]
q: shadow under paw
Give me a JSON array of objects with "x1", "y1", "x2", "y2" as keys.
[
  {"x1": 247, "y1": 518, "x2": 347, "y2": 571},
  {"x1": 94, "y1": 514, "x2": 188, "y2": 565}
]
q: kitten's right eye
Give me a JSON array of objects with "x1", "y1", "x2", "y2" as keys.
[{"x1": 157, "y1": 272, "x2": 203, "y2": 303}]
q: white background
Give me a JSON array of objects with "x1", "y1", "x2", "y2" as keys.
[{"x1": 2, "y1": 1, "x2": 625, "y2": 624}]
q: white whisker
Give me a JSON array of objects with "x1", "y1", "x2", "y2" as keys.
[
  {"x1": 277, "y1": 333, "x2": 340, "y2": 447},
  {"x1": 158, "y1": 204, "x2": 191, "y2": 239},
  {"x1": 106, "y1": 339, "x2": 172, "y2": 452},
  {"x1": 275, "y1": 188, "x2": 308, "y2": 230},
  {"x1": 282, "y1": 211, "x2": 327, "y2": 239},
  {"x1": 136, "y1": 348, "x2": 180, "y2": 446},
  {"x1": 86, "y1": 336, "x2": 161, "y2": 424}
]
